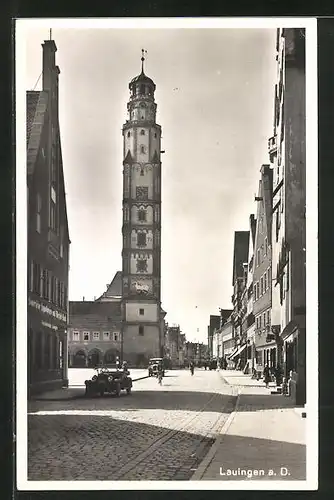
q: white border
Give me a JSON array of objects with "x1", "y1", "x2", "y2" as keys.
[{"x1": 16, "y1": 17, "x2": 318, "y2": 491}]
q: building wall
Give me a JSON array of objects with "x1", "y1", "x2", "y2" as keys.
[
  {"x1": 125, "y1": 302, "x2": 158, "y2": 322},
  {"x1": 27, "y1": 40, "x2": 70, "y2": 396},
  {"x1": 123, "y1": 323, "x2": 160, "y2": 365}
]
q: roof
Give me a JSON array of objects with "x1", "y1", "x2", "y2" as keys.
[
  {"x1": 26, "y1": 91, "x2": 48, "y2": 176},
  {"x1": 69, "y1": 300, "x2": 121, "y2": 318},
  {"x1": 129, "y1": 69, "x2": 155, "y2": 89},
  {"x1": 96, "y1": 271, "x2": 122, "y2": 302}
]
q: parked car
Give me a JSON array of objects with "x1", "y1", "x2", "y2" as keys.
[
  {"x1": 148, "y1": 358, "x2": 165, "y2": 377},
  {"x1": 85, "y1": 367, "x2": 132, "y2": 397}
]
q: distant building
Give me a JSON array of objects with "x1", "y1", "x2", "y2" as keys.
[
  {"x1": 208, "y1": 315, "x2": 220, "y2": 358},
  {"x1": 269, "y1": 28, "x2": 306, "y2": 405},
  {"x1": 229, "y1": 231, "x2": 250, "y2": 369},
  {"x1": 27, "y1": 38, "x2": 70, "y2": 395},
  {"x1": 68, "y1": 272, "x2": 122, "y2": 367},
  {"x1": 252, "y1": 166, "x2": 274, "y2": 375},
  {"x1": 244, "y1": 214, "x2": 257, "y2": 371}
]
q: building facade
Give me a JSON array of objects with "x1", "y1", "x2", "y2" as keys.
[
  {"x1": 229, "y1": 231, "x2": 249, "y2": 369},
  {"x1": 269, "y1": 28, "x2": 306, "y2": 405},
  {"x1": 68, "y1": 272, "x2": 122, "y2": 367},
  {"x1": 208, "y1": 315, "x2": 220, "y2": 359},
  {"x1": 253, "y1": 165, "x2": 274, "y2": 375},
  {"x1": 243, "y1": 214, "x2": 257, "y2": 372},
  {"x1": 121, "y1": 54, "x2": 164, "y2": 366},
  {"x1": 27, "y1": 39, "x2": 70, "y2": 396}
]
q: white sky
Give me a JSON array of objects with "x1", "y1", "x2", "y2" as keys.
[{"x1": 21, "y1": 21, "x2": 277, "y2": 343}]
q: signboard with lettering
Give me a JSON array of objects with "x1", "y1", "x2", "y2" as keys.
[{"x1": 28, "y1": 298, "x2": 67, "y2": 323}]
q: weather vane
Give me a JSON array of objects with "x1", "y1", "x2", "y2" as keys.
[
  {"x1": 141, "y1": 48, "x2": 147, "y2": 72},
  {"x1": 49, "y1": 28, "x2": 52, "y2": 40}
]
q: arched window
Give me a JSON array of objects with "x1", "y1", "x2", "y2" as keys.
[
  {"x1": 154, "y1": 132, "x2": 157, "y2": 138},
  {"x1": 127, "y1": 131, "x2": 130, "y2": 138},
  {"x1": 140, "y1": 145, "x2": 145, "y2": 154},
  {"x1": 140, "y1": 129, "x2": 145, "y2": 135}
]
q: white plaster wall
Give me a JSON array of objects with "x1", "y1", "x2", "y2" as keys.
[
  {"x1": 131, "y1": 166, "x2": 153, "y2": 198},
  {"x1": 125, "y1": 302, "x2": 158, "y2": 322}
]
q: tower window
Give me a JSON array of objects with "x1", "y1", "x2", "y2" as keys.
[
  {"x1": 139, "y1": 308, "x2": 144, "y2": 315},
  {"x1": 154, "y1": 132, "x2": 157, "y2": 138},
  {"x1": 140, "y1": 168, "x2": 144, "y2": 176},
  {"x1": 140, "y1": 129, "x2": 145, "y2": 135},
  {"x1": 127, "y1": 131, "x2": 130, "y2": 138},
  {"x1": 137, "y1": 232, "x2": 147, "y2": 247},
  {"x1": 140, "y1": 145, "x2": 146, "y2": 154},
  {"x1": 136, "y1": 259, "x2": 148, "y2": 273},
  {"x1": 139, "y1": 326, "x2": 144, "y2": 336},
  {"x1": 138, "y1": 209, "x2": 147, "y2": 222}
]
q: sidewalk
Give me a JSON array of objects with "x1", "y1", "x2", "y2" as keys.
[{"x1": 192, "y1": 379, "x2": 306, "y2": 481}]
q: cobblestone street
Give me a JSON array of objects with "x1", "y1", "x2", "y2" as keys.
[{"x1": 28, "y1": 369, "x2": 236, "y2": 480}]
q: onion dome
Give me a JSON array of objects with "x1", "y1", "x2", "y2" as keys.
[{"x1": 129, "y1": 49, "x2": 156, "y2": 94}]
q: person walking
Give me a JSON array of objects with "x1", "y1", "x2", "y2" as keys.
[
  {"x1": 263, "y1": 363, "x2": 271, "y2": 388},
  {"x1": 274, "y1": 364, "x2": 283, "y2": 387}
]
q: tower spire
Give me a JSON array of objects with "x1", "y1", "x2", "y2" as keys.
[
  {"x1": 49, "y1": 28, "x2": 52, "y2": 40},
  {"x1": 141, "y1": 48, "x2": 147, "y2": 74}
]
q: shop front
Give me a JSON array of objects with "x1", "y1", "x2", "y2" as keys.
[{"x1": 28, "y1": 296, "x2": 68, "y2": 396}]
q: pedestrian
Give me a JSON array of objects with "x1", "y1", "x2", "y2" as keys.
[
  {"x1": 263, "y1": 363, "x2": 271, "y2": 388},
  {"x1": 274, "y1": 364, "x2": 283, "y2": 387}
]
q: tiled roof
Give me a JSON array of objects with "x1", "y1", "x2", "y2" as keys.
[
  {"x1": 96, "y1": 271, "x2": 122, "y2": 302},
  {"x1": 26, "y1": 91, "x2": 48, "y2": 176},
  {"x1": 26, "y1": 91, "x2": 40, "y2": 143},
  {"x1": 69, "y1": 301, "x2": 121, "y2": 317}
]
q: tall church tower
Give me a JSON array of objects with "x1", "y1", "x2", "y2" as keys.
[{"x1": 121, "y1": 51, "x2": 162, "y2": 365}]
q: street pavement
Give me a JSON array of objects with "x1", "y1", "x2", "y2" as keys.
[
  {"x1": 28, "y1": 368, "x2": 236, "y2": 481},
  {"x1": 27, "y1": 368, "x2": 306, "y2": 482},
  {"x1": 192, "y1": 370, "x2": 307, "y2": 481}
]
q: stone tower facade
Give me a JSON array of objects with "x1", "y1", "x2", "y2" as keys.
[{"x1": 121, "y1": 54, "x2": 163, "y2": 366}]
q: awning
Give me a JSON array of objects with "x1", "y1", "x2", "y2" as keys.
[
  {"x1": 229, "y1": 343, "x2": 247, "y2": 360},
  {"x1": 281, "y1": 320, "x2": 297, "y2": 341},
  {"x1": 256, "y1": 342, "x2": 276, "y2": 351}
]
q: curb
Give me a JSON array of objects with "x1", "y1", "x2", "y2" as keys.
[{"x1": 191, "y1": 388, "x2": 242, "y2": 480}]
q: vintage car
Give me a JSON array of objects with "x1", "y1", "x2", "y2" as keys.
[
  {"x1": 148, "y1": 358, "x2": 165, "y2": 377},
  {"x1": 85, "y1": 367, "x2": 132, "y2": 397}
]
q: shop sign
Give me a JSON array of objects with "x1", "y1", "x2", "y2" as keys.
[
  {"x1": 41, "y1": 320, "x2": 58, "y2": 331},
  {"x1": 28, "y1": 298, "x2": 67, "y2": 323}
]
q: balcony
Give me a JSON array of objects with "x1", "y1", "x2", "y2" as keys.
[{"x1": 268, "y1": 136, "x2": 278, "y2": 162}]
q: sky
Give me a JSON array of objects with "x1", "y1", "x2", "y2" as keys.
[{"x1": 21, "y1": 20, "x2": 278, "y2": 343}]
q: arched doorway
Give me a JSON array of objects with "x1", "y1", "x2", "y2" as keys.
[
  {"x1": 88, "y1": 348, "x2": 102, "y2": 367},
  {"x1": 104, "y1": 349, "x2": 120, "y2": 366},
  {"x1": 73, "y1": 350, "x2": 87, "y2": 367}
]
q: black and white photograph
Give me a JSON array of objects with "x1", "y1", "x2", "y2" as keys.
[{"x1": 16, "y1": 17, "x2": 318, "y2": 490}]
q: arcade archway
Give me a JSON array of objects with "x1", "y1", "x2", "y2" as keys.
[
  {"x1": 104, "y1": 349, "x2": 120, "y2": 366},
  {"x1": 88, "y1": 348, "x2": 103, "y2": 367},
  {"x1": 73, "y1": 350, "x2": 87, "y2": 367}
]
